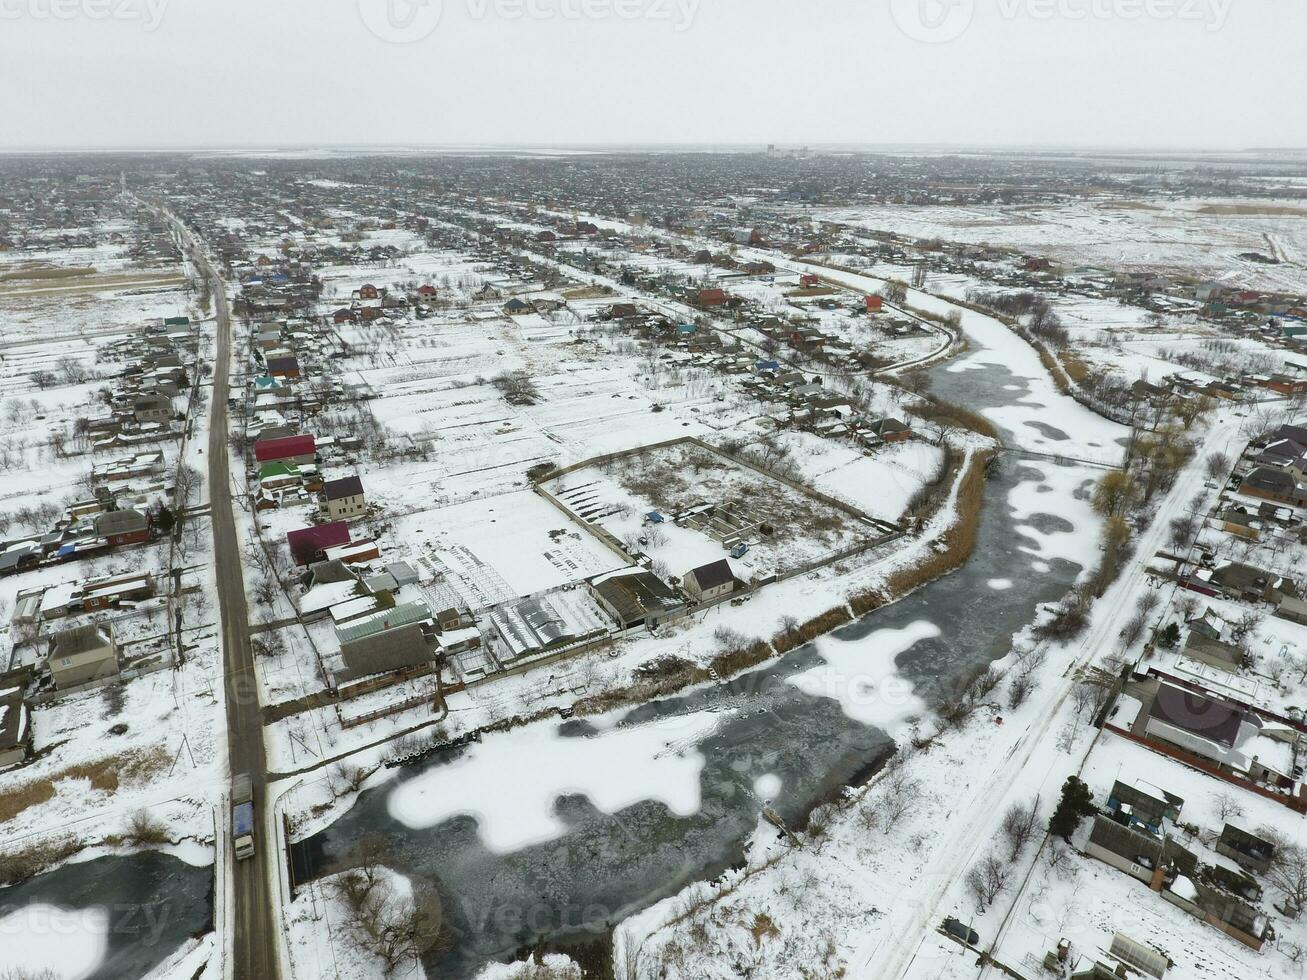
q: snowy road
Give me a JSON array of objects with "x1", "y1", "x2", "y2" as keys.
[{"x1": 157, "y1": 206, "x2": 283, "y2": 980}]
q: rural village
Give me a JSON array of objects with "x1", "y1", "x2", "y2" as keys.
[{"x1": 2, "y1": 147, "x2": 1307, "y2": 980}]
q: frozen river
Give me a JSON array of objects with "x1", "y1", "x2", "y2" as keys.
[{"x1": 0, "y1": 852, "x2": 212, "y2": 980}]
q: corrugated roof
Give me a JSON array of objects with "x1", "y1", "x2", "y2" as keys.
[{"x1": 335, "y1": 600, "x2": 432, "y2": 644}]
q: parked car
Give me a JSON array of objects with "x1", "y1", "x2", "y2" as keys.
[{"x1": 942, "y1": 917, "x2": 979, "y2": 946}]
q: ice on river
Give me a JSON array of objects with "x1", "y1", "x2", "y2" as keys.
[
  {"x1": 787, "y1": 620, "x2": 936, "y2": 726},
  {"x1": 0, "y1": 903, "x2": 108, "y2": 979},
  {"x1": 386, "y1": 709, "x2": 719, "y2": 853}
]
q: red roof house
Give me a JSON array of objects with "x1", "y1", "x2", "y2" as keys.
[
  {"x1": 865, "y1": 295, "x2": 884, "y2": 313},
  {"x1": 287, "y1": 521, "x2": 351, "y2": 566},
  {"x1": 695, "y1": 288, "x2": 727, "y2": 307},
  {"x1": 255, "y1": 434, "x2": 316, "y2": 465}
]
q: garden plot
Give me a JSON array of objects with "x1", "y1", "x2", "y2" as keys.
[
  {"x1": 392, "y1": 489, "x2": 626, "y2": 606},
  {"x1": 547, "y1": 441, "x2": 887, "y2": 584}
]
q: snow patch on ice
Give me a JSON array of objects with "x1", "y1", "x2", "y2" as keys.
[
  {"x1": 987, "y1": 578, "x2": 1014, "y2": 591},
  {"x1": 386, "y1": 711, "x2": 716, "y2": 852},
  {"x1": 788, "y1": 620, "x2": 935, "y2": 727},
  {"x1": 753, "y1": 773, "x2": 782, "y2": 802},
  {"x1": 0, "y1": 904, "x2": 108, "y2": 979}
]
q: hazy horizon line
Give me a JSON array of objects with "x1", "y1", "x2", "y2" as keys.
[{"x1": 1, "y1": 141, "x2": 1305, "y2": 157}]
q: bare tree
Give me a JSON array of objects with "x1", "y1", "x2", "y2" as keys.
[
  {"x1": 1205, "y1": 452, "x2": 1231, "y2": 481},
  {"x1": 1008, "y1": 667, "x2": 1038, "y2": 709},
  {"x1": 1213, "y1": 791, "x2": 1245, "y2": 824},
  {"x1": 332, "y1": 855, "x2": 449, "y2": 973},
  {"x1": 1119, "y1": 612, "x2": 1147, "y2": 652},
  {"x1": 1000, "y1": 799, "x2": 1041, "y2": 861},
  {"x1": 966, "y1": 853, "x2": 1010, "y2": 911},
  {"x1": 1168, "y1": 515, "x2": 1198, "y2": 553},
  {"x1": 868, "y1": 769, "x2": 921, "y2": 834},
  {"x1": 1266, "y1": 841, "x2": 1307, "y2": 915}
]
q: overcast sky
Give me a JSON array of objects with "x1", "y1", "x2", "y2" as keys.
[{"x1": 1, "y1": 0, "x2": 1301, "y2": 151}]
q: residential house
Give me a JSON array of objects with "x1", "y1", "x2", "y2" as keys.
[
  {"x1": 322, "y1": 538, "x2": 379, "y2": 565},
  {"x1": 1186, "y1": 607, "x2": 1230, "y2": 642},
  {"x1": 590, "y1": 569, "x2": 685, "y2": 629},
  {"x1": 870, "y1": 417, "x2": 912, "y2": 443},
  {"x1": 95, "y1": 509, "x2": 150, "y2": 547},
  {"x1": 47, "y1": 624, "x2": 119, "y2": 690},
  {"x1": 80, "y1": 573, "x2": 154, "y2": 612},
  {"x1": 322, "y1": 476, "x2": 366, "y2": 520},
  {"x1": 682, "y1": 559, "x2": 736, "y2": 602},
  {"x1": 255, "y1": 434, "x2": 316, "y2": 467},
  {"x1": 132, "y1": 394, "x2": 174, "y2": 424},
  {"x1": 258, "y1": 461, "x2": 303, "y2": 492},
  {"x1": 1263, "y1": 374, "x2": 1307, "y2": 396},
  {"x1": 1241, "y1": 466, "x2": 1307, "y2": 506},
  {"x1": 265, "y1": 355, "x2": 301, "y2": 379},
  {"x1": 286, "y1": 521, "x2": 352, "y2": 566},
  {"x1": 1181, "y1": 632, "x2": 1244, "y2": 671},
  {"x1": 336, "y1": 622, "x2": 436, "y2": 685},
  {"x1": 503, "y1": 298, "x2": 532, "y2": 316},
  {"x1": 1277, "y1": 594, "x2": 1307, "y2": 625},
  {"x1": 0, "y1": 687, "x2": 33, "y2": 768},
  {"x1": 1105, "y1": 779, "x2": 1183, "y2": 836},
  {"x1": 1269, "y1": 423, "x2": 1307, "y2": 446},
  {"x1": 1217, "y1": 823, "x2": 1276, "y2": 874},
  {"x1": 1254, "y1": 439, "x2": 1307, "y2": 472},
  {"x1": 1144, "y1": 683, "x2": 1298, "y2": 789},
  {"x1": 1218, "y1": 508, "x2": 1261, "y2": 541},
  {"x1": 1206, "y1": 561, "x2": 1295, "y2": 604}
]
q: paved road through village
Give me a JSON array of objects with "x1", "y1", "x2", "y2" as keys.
[{"x1": 193, "y1": 230, "x2": 282, "y2": 980}]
